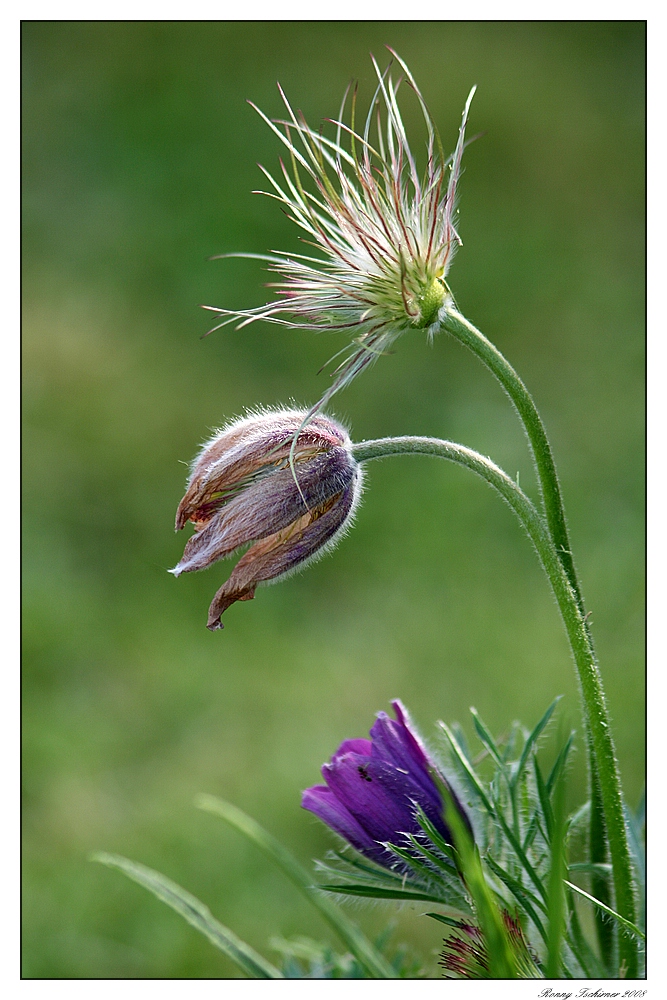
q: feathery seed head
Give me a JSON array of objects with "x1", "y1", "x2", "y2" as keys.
[{"x1": 205, "y1": 51, "x2": 476, "y2": 418}]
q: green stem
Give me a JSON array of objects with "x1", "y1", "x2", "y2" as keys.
[
  {"x1": 590, "y1": 767, "x2": 614, "y2": 970},
  {"x1": 442, "y1": 306, "x2": 621, "y2": 971},
  {"x1": 351, "y1": 436, "x2": 638, "y2": 977},
  {"x1": 442, "y1": 307, "x2": 582, "y2": 608}
]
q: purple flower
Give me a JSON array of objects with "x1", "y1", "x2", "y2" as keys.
[
  {"x1": 171, "y1": 408, "x2": 363, "y2": 630},
  {"x1": 302, "y1": 700, "x2": 470, "y2": 868}
]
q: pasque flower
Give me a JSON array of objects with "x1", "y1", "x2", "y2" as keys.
[
  {"x1": 171, "y1": 408, "x2": 362, "y2": 630},
  {"x1": 302, "y1": 700, "x2": 470, "y2": 868},
  {"x1": 204, "y1": 50, "x2": 475, "y2": 418}
]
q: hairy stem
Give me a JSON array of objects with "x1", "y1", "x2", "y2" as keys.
[
  {"x1": 352, "y1": 436, "x2": 638, "y2": 977},
  {"x1": 442, "y1": 307, "x2": 621, "y2": 971},
  {"x1": 442, "y1": 307, "x2": 582, "y2": 605},
  {"x1": 590, "y1": 768, "x2": 614, "y2": 970}
]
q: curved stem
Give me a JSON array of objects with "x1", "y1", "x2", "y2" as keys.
[
  {"x1": 442, "y1": 306, "x2": 616, "y2": 967},
  {"x1": 352, "y1": 436, "x2": 638, "y2": 977},
  {"x1": 442, "y1": 307, "x2": 583, "y2": 610}
]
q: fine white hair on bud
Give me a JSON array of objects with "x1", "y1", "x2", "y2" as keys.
[
  {"x1": 171, "y1": 407, "x2": 363, "y2": 630},
  {"x1": 203, "y1": 49, "x2": 476, "y2": 422}
]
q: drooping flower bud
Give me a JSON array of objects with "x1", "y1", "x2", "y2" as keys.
[
  {"x1": 171, "y1": 408, "x2": 363, "y2": 630},
  {"x1": 302, "y1": 700, "x2": 471, "y2": 869}
]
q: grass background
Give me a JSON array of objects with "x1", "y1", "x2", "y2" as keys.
[{"x1": 22, "y1": 21, "x2": 645, "y2": 978}]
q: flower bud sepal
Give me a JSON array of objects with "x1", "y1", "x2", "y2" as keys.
[{"x1": 171, "y1": 408, "x2": 363, "y2": 630}]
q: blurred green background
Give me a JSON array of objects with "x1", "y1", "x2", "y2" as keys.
[{"x1": 22, "y1": 21, "x2": 645, "y2": 978}]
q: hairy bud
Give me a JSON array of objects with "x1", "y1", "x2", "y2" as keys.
[{"x1": 171, "y1": 409, "x2": 363, "y2": 630}]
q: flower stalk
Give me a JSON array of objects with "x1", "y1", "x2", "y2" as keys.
[
  {"x1": 351, "y1": 435, "x2": 638, "y2": 977},
  {"x1": 440, "y1": 306, "x2": 624, "y2": 971},
  {"x1": 441, "y1": 307, "x2": 582, "y2": 608}
]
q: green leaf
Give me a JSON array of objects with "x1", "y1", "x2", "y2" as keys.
[
  {"x1": 91, "y1": 852, "x2": 282, "y2": 978},
  {"x1": 484, "y1": 854, "x2": 547, "y2": 944},
  {"x1": 635, "y1": 790, "x2": 646, "y2": 831},
  {"x1": 512, "y1": 697, "x2": 561, "y2": 793},
  {"x1": 404, "y1": 836, "x2": 471, "y2": 912},
  {"x1": 470, "y1": 708, "x2": 507, "y2": 773},
  {"x1": 624, "y1": 800, "x2": 646, "y2": 897},
  {"x1": 502, "y1": 721, "x2": 523, "y2": 764},
  {"x1": 449, "y1": 722, "x2": 472, "y2": 763},
  {"x1": 414, "y1": 805, "x2": 459, "y2": 867},
  {"x1": 384, "y1": 841, "x2": 444, "y2": 884},
  {"x1": 546, "y1": 731, "x2": 575, "y2": 795},
  {"x1": 195, "y1": 794, "x2": 395, "y2": 979},
  {"x1": 404, "y1": 834, "x2": 461, "y2": 882},
  {"x1": 521, "y1": 811, "x2": 540, "y2": 853},
  {"x1": 404, "y1": 835, "x2": 451, "y2": 874},
  {"x1": 545, "y1": 770, "x2": 567, "y2": 977},
  {"x1": 493, "y1": 807, "x2": 547, "y2": 902},
  {"x1": 313, "y1": 860, "x2": 403, "y2": 894},
  {"x1": 564, "y1": 880, "x2": 646, "y2": 941},
  {"x1": 564, "y1": 884, "x2": 605, "y2": 978},
  {"x1": 533, "y1": 757, "x2": 554, "y2": 841},
  {"x1": 442, "y1": 795, "x2": 519, "y2": 978},
  {"x1": 329, "y1": 851, "x2": 407, "y2": 885},
  {"x1": 383, "y1": 840, "x2": 469, "y2": 911},
  {"x1": 318, "y1": 883, "x2": 446, "y2": 902},
  {"x1": 566, "y1": 800, "x2": 590, "y2": 835},
  {"x1": 424, "y1": 912, "x2": 470, "y2": 929},
  {"x1": 568, "y1": 862, "x2": 612, "y2": 878},
  {"x1": 438, "y1": 721, "x2": 495, "y2": 815}
]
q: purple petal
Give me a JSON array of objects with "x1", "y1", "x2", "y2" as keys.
[
  {"x1": 371, "y1": 700, "x2": 432, "y2": 773},
  {"x1": 322, "y1": 752, "x2": 417, "y2": 844},
  {"x1": 301, "y1": 784, "x2": 387, "y2": 864},
  {"x1": 369, "y1": 707, "x2": 441, "y2": 812},
  {"x1": 391, "y1": 700, "x2": 433, "y2": 769},
  {"x1": 330, "y1": 738, "x2": 372, "y2": 761},
  {"x1": 368, "y1": 759, "x2": 450, "y2": 841}
]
